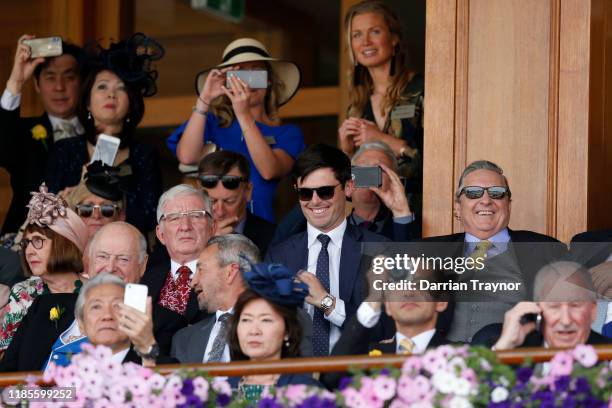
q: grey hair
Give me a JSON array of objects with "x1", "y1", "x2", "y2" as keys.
[
  {"x1": 87, "y1": 221, "x2": 147, "y2": 263},
  {"x1": 207, "y1": 234, "x2": 260, "y2": 278},
  {"x1": 455, "y1": 160, "x2": 510, "y2": 201},
  {"x1": 351, "y1": 141, "x2": 399, "y2": 172},
  {"x1": 75, "y1": 273, "x2": 125, "y2": 321},
  {"x1": 156, "y1": 184, "x2": 212, "y2": 223},
  {"x1": 533, "y1": 261, "x2": 597, "y2": 302}
]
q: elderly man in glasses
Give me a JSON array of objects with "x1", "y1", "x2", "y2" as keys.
[
  {"x1": 425, "y1": 160, "x2": 566, "y2": 343},
  {"x1": 198, "y1": 151, "x2": 276, "y2": 255},
  {"x1": 265, "y1": 144, "x2": 389, "y2": 357},
  {"x1": 139, "y1": 184, "x2": 216, "y2": 351}
]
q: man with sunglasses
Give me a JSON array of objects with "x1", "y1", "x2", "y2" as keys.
[
  {"x1": 425, "y1": 160, "x2": 565, "y2": 343},
  {"x1": 139, "y1": 184, "x2": 216, "y2": 353},
  {"x1": 266, "y1": 144, "x2": 389, "y2": 357},
  {"x1": 198, "y1": 151, "x2": 276, "y2": 255}
]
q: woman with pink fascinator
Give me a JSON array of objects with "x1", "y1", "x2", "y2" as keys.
[{"x1": 0, "y1": 184, "x2": 87, "y2": 358}]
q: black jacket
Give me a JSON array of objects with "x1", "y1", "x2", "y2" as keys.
[{"x1": 243, "y1": 212, "x2": 276, "y2": 256}]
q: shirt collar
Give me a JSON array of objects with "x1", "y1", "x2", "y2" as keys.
[
  {"x1": 215, "y1": 308, "x2": 234, "y2": 321},
  {"x1": 465, "y1": 228, "x2": 510, "y2": 244},
  {"x1": 170, "y1": 259, "x2": 198, "y2": 280},
  {"x1": 307, "y1": 219, "x2": 347, "y2": 249},
  {"x1": 234, "y1": 215, "x2": 247, "y2": 234},
  {"x1": 396, "y1": 329, "x2": 436, "y2": 354},
  {"x1": 47, "y1": 114, "x2": 84, "y2": 134},
  {"x1": 112, "y1": 348, "x2": 130, "y2": 363}
]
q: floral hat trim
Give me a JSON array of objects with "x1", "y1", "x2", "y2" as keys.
[{"x1": 26, "y1": 184, "x2": 68, "y2": 227}]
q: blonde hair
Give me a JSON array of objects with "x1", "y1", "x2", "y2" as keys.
[
  {"x1": 344, "y1": 0, "x2": 416, "y2": 119},
  {"x1": 211, "y1": 62, "x2": 284, "y2": 128}
]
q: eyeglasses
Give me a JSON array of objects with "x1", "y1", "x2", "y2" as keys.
[
  {"x1": 459, "y1": 186, "x2": 511, "y2": 200},
  {"x1": 160, "y1": 210, "x2": 211, "y2": 224},
  {"x1": 295, "y1": 184, "x2": 340, "y2": 201},
  {"x1": 199, "y1": 175, "x2": 248, "y2": 190},
  {"x1": 76, "y1": 203, "x2": 120, "y2": 218},
  {"x1": 20, "y1": 236, "x2": 46, "y2": 250}
]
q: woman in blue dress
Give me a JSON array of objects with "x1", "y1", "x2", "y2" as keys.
[{"x1": 167, "y1": 38, "x2": 305, "y2": 223}]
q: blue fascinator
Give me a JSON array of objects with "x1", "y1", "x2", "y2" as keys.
[{"x1": 243, "y1": 262, "x2": 308, "y2": 308}]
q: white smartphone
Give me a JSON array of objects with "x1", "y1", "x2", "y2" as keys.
[
  {"x1": 91, "y1": 134, "x2": 121, "y2": 166},
  {"x1": 124, "y1": 283, "x2": 148, "y2": 313},
  {"x1": 226, "y1": 70, "x2": 268, "y2": 89}
]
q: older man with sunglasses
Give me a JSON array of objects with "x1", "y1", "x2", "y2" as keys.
[
  {"x1": 198, "y1": 151, "x2": 276, "y2": 255},
  {"x1": 425, "y1": 160, "x2": 566, "y2": 343}
]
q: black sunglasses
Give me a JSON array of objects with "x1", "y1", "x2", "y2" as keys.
[
  {"x1": 76, "y1": 203, "x2": 120, "y2": 218},
  {"x1": 199, "y1": 175, "x2": 248, "y2": 190},
  {"x1": 459, "y1": 186, "x2": 511, "y2": 200},
  {"x1": 295, "y1": 184, "x2": 340, "y2": 201},
  {"x1": 20, "y1": 236, "x2": 46, "y2": 250}
]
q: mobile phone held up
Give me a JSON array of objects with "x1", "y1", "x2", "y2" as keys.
[
  {"x1": 91, "y1": 134, "x2": 121, "y2": 166},
  {"x1": 226, "y1": 70, "x2": 268, "y2": 89},
  {"x1": 23, "y1": 37, "x2": 63, "y2": 59},
  {"x1": 124, "y1": 283, "x2": 148, "y2": 313},
  {"x1": 352, "y1": 166, "x2": 383, "y2": 188}
]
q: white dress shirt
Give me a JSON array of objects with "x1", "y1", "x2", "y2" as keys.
[
  {"x1": 112, "y1": 348, "x2": 130, "y2": 364},
  {"x1": 170, "y1": 259, "x2": 198, "y2": 281},
  {"x1": 203, "y1": 309, "x2": 233, "y2": 363},
  {"x1": 395, "y1": 330, "x2": 436, "y2": 354},
  {"x1": 305, "y1": 219, "x2": 348, "y2": 352}
]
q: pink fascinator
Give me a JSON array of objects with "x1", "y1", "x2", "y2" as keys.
[{"x1": 26, "y1": 184, "x2": 88, "y2": 253}]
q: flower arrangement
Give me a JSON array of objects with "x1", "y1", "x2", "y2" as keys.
[{"x1": 2, "y1": 344, "x2": 610, "y2": 407}]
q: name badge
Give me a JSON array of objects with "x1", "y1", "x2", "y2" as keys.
[
  {"x1": 264, "y1": 136, "x2": 277, "y2": 145},
  {"x1": 391, "y1": 104, "x2": 416, "y2": 120}
]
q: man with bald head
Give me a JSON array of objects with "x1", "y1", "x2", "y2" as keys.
[{"x1": 426, "y1": 160, "x2": 566, "y2": 343}]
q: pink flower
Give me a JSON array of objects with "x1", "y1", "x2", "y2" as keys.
[
  {"x1": 573, "y1": 344, "x2": 598, "y2": 368},
  {"x1": 402, "y1": 355, "x2": 423, "y2": 374},
  {"x1": 93, "y1": 344, "x2": 113, "y2": 361},
  {"x1": 357, "y1": 376, "x2": 383, "y2": 408},
  {"x1": 435, "y1": 345, "x2": 456, "y2": 360},
  {"x1": 422, "y1": 350, "x2": 446, "y2": 373},
  {"x1": 548, "y1": 351, "x2": 574, "y2": 377},
  {"x1": 108, "y1": 383, "x2": 127, "y2": 404},
  {"x1": 163, "y1": 375, "x2": 182, "y2": 392},
  {"x1": 192, "y1": 377, "x2": 209, "y2": 401},
  {"x1": 373, "y1": 375, "x2": 396, "y2": 401},
  {"x1": 128, "y1": 377, "x2": 151, "y2": 398},
  {"x1": 211, "y1": 377, "x2": 232, "y2": 396},
  {"x1": 342, "y1": 387, "x2": 368, "y2": 408},
  {"x1": 284, "y1": 384, "x2": 307, "y2": 403}
]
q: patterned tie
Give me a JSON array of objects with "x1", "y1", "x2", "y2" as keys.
[
  {"x1": 177, "y1": 265, "x2": 191, "y2": 287},
  {"x1": 312, "y1": 234, "x2": 331, "y2": 357},
  {"x1": 207, "y1": 313, "x2": 232, "y2": 362},
  {"x1": 469, "y1": 240, "x2": 492, "y2": 262},
  {"x1": 398, "y1": 338, "x2": 415, "y2": 354},
  {"x1": 358, "y1": 220, "x2": 378, "y2": 232},
  {"x1": 53, "y1": 121, "x2": 77, "y2": 142}
]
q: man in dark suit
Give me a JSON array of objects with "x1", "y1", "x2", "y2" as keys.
[
  {"x1": 198, "y1": 150, "x2": 275, "y2": 255},
  {"x1": 423, "y1": 160, "x2": 566, "y2": 343},
  {"x1": 265, "y1": 144, "x2": 388, "y2": 356},
  {"x1": 140, "y1": 184, "x2": 216, "y2": 353},
  {"x1": 474, "y1": 261, "x2": 610, "y2": 349},
  {"x1": 0, "y1": 35, "x2": 83, "y2": 233}
]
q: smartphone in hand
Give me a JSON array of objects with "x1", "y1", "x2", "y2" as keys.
[
  {"x1": 91, "y1": 134, "x2": 121, "y2": 166},
  {"x1": 226, "y1": 70, "x2": 268, "y2": 89},
  {"x1": 124, "y1": 283, "x2": 148, "y2": 313},
  {"x1": 352, "y1": 166, "x2": 383, "y2": 188},
  {"x1": 23, "y1": 37, "x2": 63, "y2": 59}
]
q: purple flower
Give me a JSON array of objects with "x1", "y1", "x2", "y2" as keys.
[
  {"x1": 516, "y1": 367, "x2": 533, "y2": 383},
  {"x1": 561, "y1": 396, "x2": 576, "y2": 408},
  {"x1": 338, "y1": 377, "x2": 353, "y2": 391},
  {"x1": 216, "y1": 393, "x2": 231, "y2": 406},
  {"x1": 380, "y1": 368, "x2": 390, "y2": 375},
  {"x1": 178, "y1": 395, "x2": 203, "y2": 408},
  {"x1": 181, "y1": 379, "x2": 194, "y2": 396},
  {"x1": 258, "y1": 397, "x2": 283, "y2": 408},
  {"x1": 574, "y1": 377, "x2": 591, "y2": 394},
  {"x1": 554, "y1": 375, "x2": 570, "y2": 392}
]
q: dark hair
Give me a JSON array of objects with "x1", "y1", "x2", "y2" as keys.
[
  {"x1": 292, "y1": 144, "x2": 352, "y2": 185},
  {"x1": 198, "y1": 151, "x2": 250, "y2": 179},
  {"x1": 76, "y1": 65, "x2": 145, "y2": 148},
  {"x1": 20, "y1": 224, "x2": 83, "y2": 277},
  {"x1": 33, "y1": 41, "x2": 84, "y2": 81},
  {"x1": 228, "y1": 289, "x2": 302, "y2": 361}
]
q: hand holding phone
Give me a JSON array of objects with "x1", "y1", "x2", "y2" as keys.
[
  {"x1": 124, "y1": 283, "x2": 148, "y2": 313},
  {"x1": 352, "y1": 166, "x2": 383, "y2": 188},
  {"x1": 226, "y1": 70, "x2": 268, "y2": 89},
  {"x1": 91, "y1": 134, "x2": 121, "y2": 166},
  {"x1": 23, "y1": 37, "x2": 63, "y2": 59}
]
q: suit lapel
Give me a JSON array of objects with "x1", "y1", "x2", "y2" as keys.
[
  {"x1": 191, "y1": 317, "x2": 216, "y2": 362},
  {"x1": 339, "y1": 225, "x2": 362, "y2": 303},
  {"x1": 290, "y1": 232, "x2": 309, "y2": 271}
]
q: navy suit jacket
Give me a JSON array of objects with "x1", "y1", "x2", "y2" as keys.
[{"x1": 265, "y1": 223, "x2": 390, "y2": 326}]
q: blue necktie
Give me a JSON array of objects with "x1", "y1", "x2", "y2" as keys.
[
  {"x1": 603, "y1": 321, "x2": 612, "y2": 339},
  {"x1": 312, "y1": 234, "x2": 331, "y2": 356}
]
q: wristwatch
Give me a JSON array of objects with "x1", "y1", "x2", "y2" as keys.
[
  {"x1": 320, "y1": 294, "x2": 335, "y2": 311},
  {"x1": 135, "y1": 342, "x2": 160, "y2": 360}
]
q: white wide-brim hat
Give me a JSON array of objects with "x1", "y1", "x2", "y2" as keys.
[{"x1": 195, "y1": 38, "x2": 301, "y2": 106}]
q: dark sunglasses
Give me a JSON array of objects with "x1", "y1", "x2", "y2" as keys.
[
  {"x1": 76, "y1": 203, "x2": 120, "y2": 218},
  {"x1": 20, "y1": 236, "x2": 46, "y2": 250},
  {"x1": 295, "y1": 184, "x2": 340, "y2": 201},
  {"x1": 459, "y1": 186, "x2": 511, "y2": 200},
  {"x1": 199, "y1": 175, "x2": 248, "y2": 190}
]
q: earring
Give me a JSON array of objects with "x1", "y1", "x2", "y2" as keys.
[
  {"x1": 454, "y1": 213, "x2": 461, "y2": 221},
  {"x1": 87, "y1": 111, "x2": 92, "y2": 120},
  {"x1": 284, "y1": 336, "x2": 290, "y2": 347},
  {"x1": 126, "y1": 116, "x2": 130, "y2": 123}
]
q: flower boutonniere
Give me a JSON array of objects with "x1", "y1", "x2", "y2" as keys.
[
  {"x1": 369, "y1": 349, "x2": 382, "y2": 357},
  {"x1": 49, "y1": 305, "x2": 65, "y2": 329},
  {"x1": 31, "y1": 124, "x2": 48, "y2": 150}
]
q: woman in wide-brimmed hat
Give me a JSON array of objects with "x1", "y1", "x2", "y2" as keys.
[{"x1": 167, "y1": 38, "x2": 305, "y2": 223}]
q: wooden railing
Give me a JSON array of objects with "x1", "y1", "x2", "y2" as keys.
[{"x1": 0, "y1": 345, "x2": 610, "y2": 387}]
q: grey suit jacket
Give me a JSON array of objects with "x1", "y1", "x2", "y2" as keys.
[{"x1": 170, "y1": 309, "x2": 313, "y2": 363}]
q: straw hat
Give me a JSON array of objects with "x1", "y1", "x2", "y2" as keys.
[{"x1": 194, "y1": 38, "x2": 301, "y2": 106}]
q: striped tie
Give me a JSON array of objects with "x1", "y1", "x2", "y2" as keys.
[
  {"x1": 469, "y1": 240, "x2": 491, "y2": 262},
  {"x1": 398, "y1": 338, "x2": 415, "y2": 354}
]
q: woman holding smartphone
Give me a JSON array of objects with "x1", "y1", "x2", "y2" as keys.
[
  {"x1": 167, "y1": 38, "x2": 305, "y2": 223},
  {"x1": 45, "y1": 33, "x2": 164, "y2": 235},
  {"x1": 339, "y1": 0, "x2": 424, "y2": 219}
]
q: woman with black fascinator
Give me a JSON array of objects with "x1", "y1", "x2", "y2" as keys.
[{"x1": 45, "y1": 33, "x2": 164, "y2": 235}]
